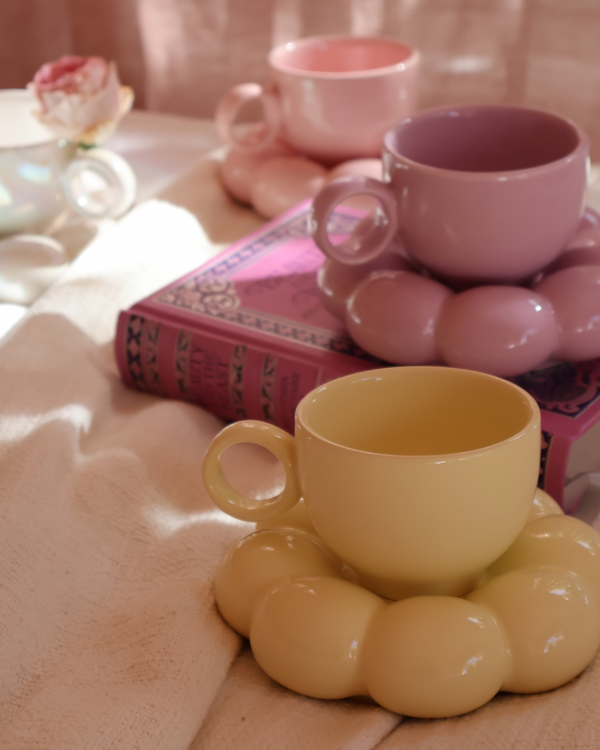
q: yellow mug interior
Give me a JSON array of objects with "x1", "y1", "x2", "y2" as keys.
[{"x1": 298, "y1": 367, "x2": 536, "y2": 457}]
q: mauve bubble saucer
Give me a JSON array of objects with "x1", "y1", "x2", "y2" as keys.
[{"x1": 317, "y1": 206, "x2": 600, "y2": 377}]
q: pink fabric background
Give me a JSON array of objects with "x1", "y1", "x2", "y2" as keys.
[{"x1": 2, "y1": 0, "x2": 600, "y2": 157}]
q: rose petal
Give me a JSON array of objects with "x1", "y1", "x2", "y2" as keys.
[{"x1": 28, "y1": 58, "x2": 130, "y2": 144}]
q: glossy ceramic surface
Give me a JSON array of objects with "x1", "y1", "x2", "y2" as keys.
[
  {"x1": 534, "y1": 266, "x2": 600, "y2": 362},
  {"x1": 213, "y1": 488, "x2": 600, "y2": 717},
  {"x1": 214, "y1": 35, "x2": 419, "y2": 165},
  {"x1": 220, "y1": 140, "x2": 385, "y2": 219},
  {"x1": 0, "y1": 89, "x2": 136, "y2": 235},
  {"x1": 317, "y1": 207, "x2": 600, "y2": 377},
  {"x1": 436, "y1": 286, "x2": 559, "y2": 377},
  {"x1": 317, "y1": 239, "x2": 412, "y2": 321},
  {"x1": 347, "y1": 270, "x2": 453, "y2": 365},
  {"x1": 203, "y1": 366, "x2": 541, "y2": 596},
  {"x1": 249, "y1": 157, "x2": 328, "y2": 219},
  {"x1": 219, "y1": 130, "x2": 296, "y2": 205},
  {"x1": 310, "y1": 104, "x2": 589, "y2": 283}
]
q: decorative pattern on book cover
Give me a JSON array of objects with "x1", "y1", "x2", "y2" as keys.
[
  {"x1": 152, "y1": 209, "x2": 378, "y2": 362},
  {"x1": 512, "y1": 360, "x2": 600, "y2": 434},
  {"x1": 123, "y1": 314, "x2": 165, "y2": 397}
]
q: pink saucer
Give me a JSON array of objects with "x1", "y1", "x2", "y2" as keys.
[
  {"x1": 220, "y1": 139, "x2": 296, "y2": 204},
  {"x1": 318, "y1": 206, "x2": 600, "y2": 377},
  {"x1": 250, "y1": 157, "x2": 328, "y2": 219},
  {"x1": 220, "y1": 147, "x2": 384, "y2": 220}
]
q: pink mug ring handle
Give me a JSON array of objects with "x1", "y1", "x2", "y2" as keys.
[
  {"x1": 309, "y1": 176, "x2": 398, "y2": 265},
  {"x1": 215, "y1": 83, "x2": 282, "y2": 153}
]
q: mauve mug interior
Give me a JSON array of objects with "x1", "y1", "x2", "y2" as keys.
[{"x1": 388, "y1": 106, "x2": 581, "y2": 173}]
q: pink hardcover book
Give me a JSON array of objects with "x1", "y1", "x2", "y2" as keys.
[
  {"x1": 115, "y1": 199, "x2": 600, "y2": 509},
  {"x1": 115, "y1": 201, "x2": 382, "y2": 435}
]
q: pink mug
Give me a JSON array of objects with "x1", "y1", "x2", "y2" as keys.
[
  {"x1": 214, "y1": 35, "x2": 419, "y2": 165},
  {"x1": 310, "y1": 105, "x2": 589, "y2": 283}
]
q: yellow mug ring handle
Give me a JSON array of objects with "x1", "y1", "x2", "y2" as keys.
[{"x1": 202, "y1": 420, "x2": 301, "y2": 523}]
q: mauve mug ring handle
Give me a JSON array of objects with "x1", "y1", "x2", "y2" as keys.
[
  {"x1": 310, "y1": 175, "x2": 398, "y2": 265},
  {"x1": 215, "y1": 83, "x2": 283, "y2": 153},
  {"x1": 202, "y1": 420, "x2": 301, "y2": 522}
]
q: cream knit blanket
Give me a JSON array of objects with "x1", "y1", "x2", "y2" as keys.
[{"x1": 1, "y1": 193, "x2": 600, "y2": 749}]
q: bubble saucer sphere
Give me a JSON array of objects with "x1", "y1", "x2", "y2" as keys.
[
  {"x1": 215, "y1": 490, "x2": 600, "y2": 718},
  {"x1": 317, "y1": 207, "x2": 600, "y2": 378}
]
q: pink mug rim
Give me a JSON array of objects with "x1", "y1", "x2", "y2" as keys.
[
  {"x1": 382, "y1": 104, "x2": 589, "y2": 180},
  {"x1": 268, "y1": 34, "x2": 420, "y2": 80}
]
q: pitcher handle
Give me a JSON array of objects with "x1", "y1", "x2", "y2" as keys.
[{"x1": 62, "y1": 147, "x2": 136, "y2": 219}]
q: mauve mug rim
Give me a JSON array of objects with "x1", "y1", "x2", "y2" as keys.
[
  {"x1": 382, "y1": 103, "x2": 589, "y2": 179},
  {"x1": 0, "y1": 89, "x2": 56, "y2": 151},
  {"x1": 295, "y1": 366, "x2": 539, "y2": 459},
  {"x1": 268, "y1": 34, "x2": 420, "y2": 80}
]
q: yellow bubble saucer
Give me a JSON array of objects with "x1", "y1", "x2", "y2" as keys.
[{"x1": 215, "y1": 489, "x2": 600, "y2": 719}]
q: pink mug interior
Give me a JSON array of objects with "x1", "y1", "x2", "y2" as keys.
[
  {"x1": 384, "y1": 106, "x2": 583, "y2": 172},
  {"x1": 269, "y1": 36, "x2": 415, "y2": 77}
]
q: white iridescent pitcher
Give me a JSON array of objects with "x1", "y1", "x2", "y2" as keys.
[{"x1": 0, "y1": 89, "x2": 136, "y2": 237}]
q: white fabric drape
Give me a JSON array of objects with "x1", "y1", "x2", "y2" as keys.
[{"x1": 1, "y1": 161, "x2": 600, "y2": 745}]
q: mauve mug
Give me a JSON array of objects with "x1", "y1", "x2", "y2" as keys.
[
  {"x1": 214, "y1": 35, "x2": 419, "y2": 165},
  {"x1": 310, "y1": 105, "x2": 589, "y2": 283}
]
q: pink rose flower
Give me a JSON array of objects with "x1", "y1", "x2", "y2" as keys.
[{"x1": 28, "y1": 56, "x2": 134, "y2": 145}]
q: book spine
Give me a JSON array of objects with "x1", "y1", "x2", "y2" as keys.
[{"x1": 115, "y1": 310, "x2": 368, "y2": 433}]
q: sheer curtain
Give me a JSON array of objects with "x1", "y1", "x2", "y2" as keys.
[{"x1": 2, "y1": 0, "x2": 600, "y2": 157}]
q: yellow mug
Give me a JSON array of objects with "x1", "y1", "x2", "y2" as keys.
[{"x1": 202, "y1": 366, "x2": 541, "y2": 598}]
